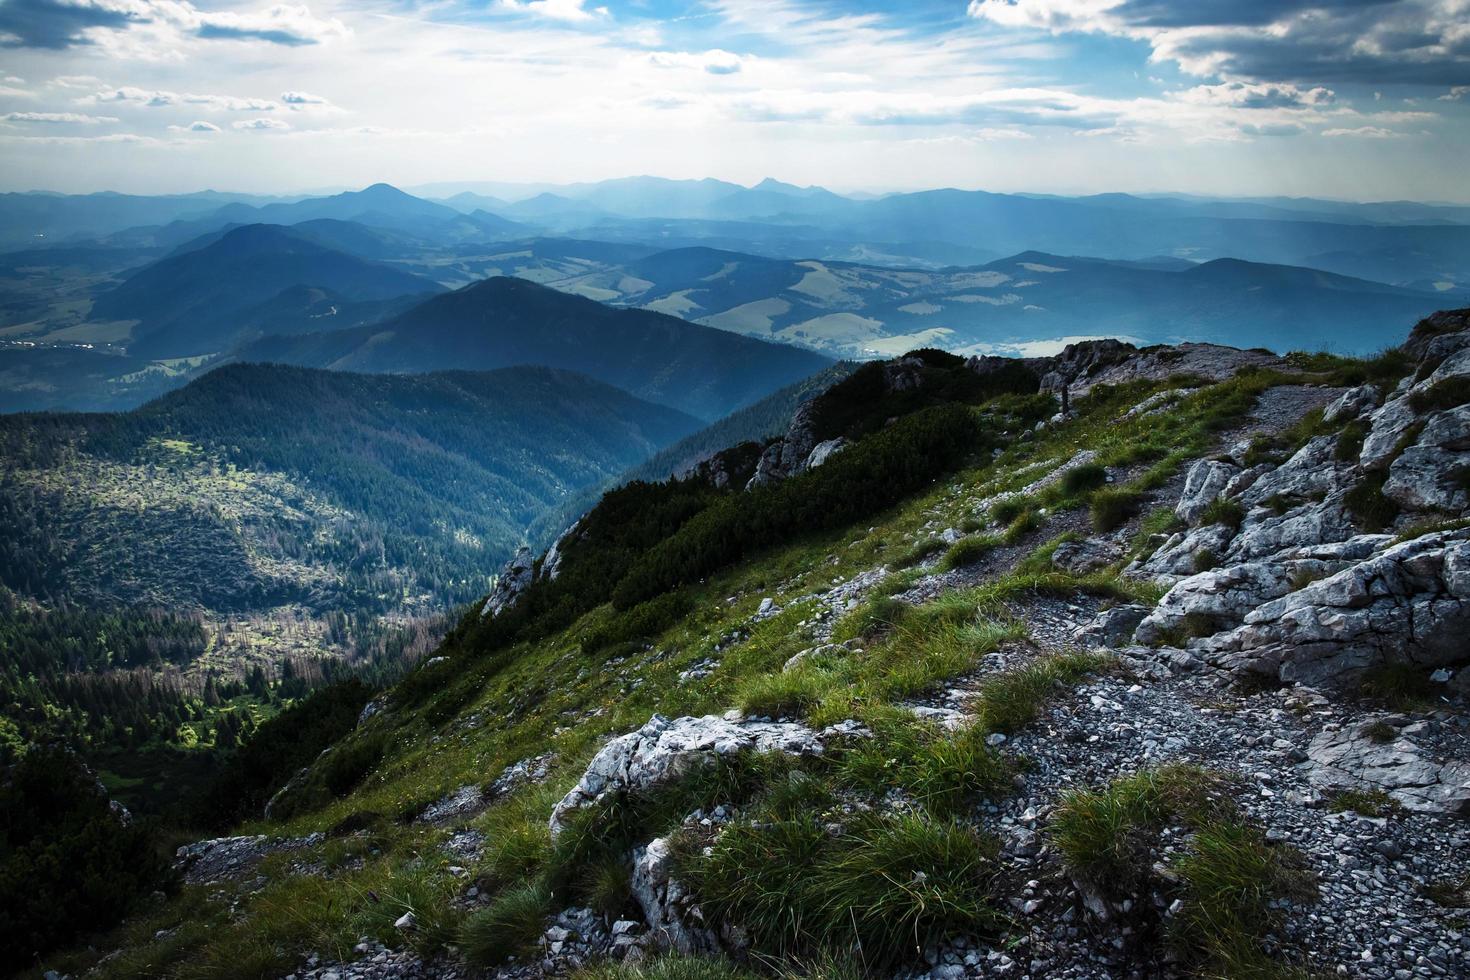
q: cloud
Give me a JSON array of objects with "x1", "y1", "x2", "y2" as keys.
[
  {"x1": 497, "y1": 0, "x2": 607, "y2": 23},
  {"x1": 968, "y1": 0, "x2": 1470, "y2": 87},
  {"x1": 0, "y1": 0, "x2": 347, "y2": 50},
  {"x1": 1322, "y1": 125, "x2": 1402, "y2": 137},
  {"x1": 1171, "y1": 81, "x2": 1334, "y2": 109},
  {"x1": 0, "y1": 131, "x2": 159, "y2": 144},
  {"x1": 233, "y1": 117, "x2": 289, "y2": 130},
  {"x1": 1441, "y1": 85, "x2": 1470, "y2": 101},
  {"x1": 647, "y1": 49, "x2": 746, "y2": 75},
  {"x1": 2, "y1": 110, "x2": 118, "y2": 123},
  {"x1": 194, "y1": 5, "x2": 347, "y2": 46},
  {"x1": 281, "y1": 90, "x2": 330, "y2": 105},
  {"x1": 90, "y1": 86, "x2": 279, "y2": 111},
  {"x1": 168, "y1": 119, "x2": 221, "y2": 132}
]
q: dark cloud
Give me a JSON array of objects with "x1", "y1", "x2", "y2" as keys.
[{"x1": 0, "y1": 0, "x2": 148, "y2": 49}]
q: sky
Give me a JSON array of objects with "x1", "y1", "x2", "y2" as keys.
[{"x1": 0, "y1": 0, "x2": 1467, "y2": 199}]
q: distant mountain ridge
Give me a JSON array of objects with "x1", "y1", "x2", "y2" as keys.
[
  {"x1": 236, "y1": 275, "x2": 833, "y2": 421},
  {"x1": 92, "y1": 224, "x2": 445, "y2": 358}
]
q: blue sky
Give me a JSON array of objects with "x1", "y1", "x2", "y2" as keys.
[{"x1": 0, "y1": 0, "x2": 1467, "y2": 198}]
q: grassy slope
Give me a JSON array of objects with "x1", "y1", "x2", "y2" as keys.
[{"x1": 43, "y1": 356, "x2": 1391, "y2": 979}]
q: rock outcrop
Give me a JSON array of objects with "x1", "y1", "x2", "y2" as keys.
[
  {"x1": 548, "y1": 714, "x2": 823, "y2": 835},
  {"x1": 1306, "y1": 719, "x2": 1470, "y2": 815}
]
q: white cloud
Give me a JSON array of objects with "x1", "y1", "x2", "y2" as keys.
[
  {"x1": 1441, "y1": 86, "x2": 1470, "y2": 101},
  {"x1": 647, "y1": 49, "x2": 746, "y2": 75},
  {"x1": 3, "y1": 110, "x2": 118, "y2": 123},
  {"x1": 194, "y1": 5, "x2": 348, "y2": 46},
  {"x1": 232, "y1": 117, "x2": 289, "y2": 130},
  {"x1": 1321, "y1": 125, "x2": 1401, "y2": 139},
  {"x1": 168, "y1": 119, "x2": 221, "y2": 132},
  {"x1": 497, "y1": 0, "x2": 607, "y2": 23},
  {"x1": 281, "y1": 90, "x2": 330, "y2": 105},
  {"x1": 89, "y1": 86, "x2": 279, "y2": 111}
]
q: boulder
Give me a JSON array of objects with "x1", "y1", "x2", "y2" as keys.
[
  {"x1": 1383, "y1": 405, "x2": 1470, "y2": 513},
  {"x1": 549, "y1": 714, "x2": 823, "y2": 835},
  {"x1": 806, "y1": 438, "x2": 848, "y2": 469},
  {"x1": 1072, "y1": 604, "x2": 1150, "y2": 648},
  {"x1": 1202, "y1": 529, "x2": 1470, "y2": 687},
  {"x1": 1051, "y1": 537, "x2": 1123, "y2": 574},
  {"x1": 1306, "y1": 721, "x2": 1470, "y2": 816},
  {"x1": 1359, "y1": 397, "x2": 1421, "y2": 472},
  {"x1": 1322, "y1": 384, "x2": 1383, "y2": 425},
  {"x1": 1176, "y1": 459, "x2": 1239, "y2": 523},
  {"x1": 1402, "y1": 308, "x2": 1470, "y2": 362}
]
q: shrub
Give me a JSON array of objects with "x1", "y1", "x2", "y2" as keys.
[
  {"x1": 0, "y1": 748, "x2": 173, "y2": 973},
  {"x1": 1090, "y1": 488, "x2": 1141, "y2": 532},
  {"x1": 460, "y1": 881, "x2": 552, "y2": 966}
]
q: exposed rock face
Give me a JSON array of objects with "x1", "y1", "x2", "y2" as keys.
[
  {"x1": 549, "y1": 714, "x2": 823, "y2": 835},
  {"x1": 1051, "y1": 538, "x2": 1123, "y2": 575},
  {"x1": 481, "y1": 546, "x2": 535, "y2": 618},
  {"x1": 1176, "y1": 459, "x2": 1238, "y2": 523},
  {"x1": 1383, "y1": 405, "x2": 1470, "y2": 512},
  {"x1": 1402, "y1": 308, "x2": 1470, "y2": 362},
  {"x1": 1306, "y1": 720, "x2": 1470, "y2": 815},
  {"x1": 1323, "y1": 384, "x2": 1383, "y2": 425},
  {"x1": 1073, "y1": 604, "x2": 1150, "y2": 648},
  {"x1": 806, "y1": 437, "x2": 848, "y2": 469},
  {"x1": 1203, "y1": 529, "x2": 1470, "y2": 687},
  {"x1": 631, "y1": 837, "x2": 722, "y2": 955}
]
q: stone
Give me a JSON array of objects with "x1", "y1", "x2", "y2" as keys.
[
  {"x1": 1202, "y1": 529, "x2": 1470, "y2": 687},
  {"x1": 1176, "y1": 459, "x2": 1239, "y2": 523},
  {"x1": 1306, "y1": 722, "x2": 1470, "y2": 816},
  {"x1": 550, "y1": 714, "x2": 823, "y2": 835},
  {"x1": 1383, "y1": 405, "x2": 1470, "y2": 513},
  {"x1": 631, "y1": 837, "x2": 721, "y2": 955},
  {"x1": 1323, "y1": 384, "x2": 1384, "y2": 425},
  {"x1": 1051, "y1": 538, "x2": 1123, "y2": 575},
  {"x1": 806, "y1": 438, "x2": 848, "y2": 469},
  {"x1": 1072, "y1": 604, "x2": 1150, "y2": 648}
]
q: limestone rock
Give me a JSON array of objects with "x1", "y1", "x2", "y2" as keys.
[
  {"x1": 1322, "y1": 384, "x2": 1383, "y2": 425},
  {"x1": 1202, "y1": 529, "x2": 1470, "y2": 687},
  {"x1": 1072, "y1": 604, "x2": 1150, "y2": 648},
  {"x1": 1051, "y1": 538, "x2": 1123, "y2": 575},
  {"x1": 1383, "y1": 405, "x2": 1470, "y2": 512},
  {"x1": 1306, "y1": 721, "x2": 1470, "y2": 816},
  {"x1": 806, "y1": 438, "x2": 848, "y2": 469},
  {"x1": 549, "y1": 714, "x2": 823, "y2": 835},
  {"x1": 1176, "y1": 459, "x2": 1239, "y2": 523},
  {"x1": 631, "y1": 837, "x2": 721, "y2": 955},
  {"x1": 482, "y1": 546, "x2": 535, "y2": 618}
]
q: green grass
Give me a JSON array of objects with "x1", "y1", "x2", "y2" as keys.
[
  {"x1": 1359, "y1": 664, "x2": 1436, "y2": 710},
  {"x1": 1090, "y1": 488, "x2": 1142, "y2": 532},
  {"x1": 1197, "y1": 498, "x2": 1245, "y2": 531},
  {"x1": 941, "y1": 534, "x2": 1001, "y2": 571},
  {"x1": 1326, "y1": 789, "x2": 1399, "y2": 818},
  {"x1": 1344, "y1": 473, "x2": 1400, "y2": 533},
  {"x1": 571, "y1": 954, "x2": 766, "y2": 980},
  {"x1": 678, "y1": 810, "x2": 1004, "y2": 969},
  {"x1": 1060, "y1": 462, "x2": 1108, "y2": 496},
  {"x1": 1052, "y1": 764, "x2": 1315, "y2": 978},
  {"x1": 460, "y1": 881, "x2": 552, "y2": 966},
  {"x1": 1408, "y1": 375, "x2": 1470, "y2": 414},
  {"x1": 971, "y1": 651, "x2": 1112, "y2": 734}
]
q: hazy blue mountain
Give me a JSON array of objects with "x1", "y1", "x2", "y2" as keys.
[
  {"x1": 529, "y1": 245, "x2": 1453, "y2": 356},
  {"x1": 92, "y1": 224, "x2": 445, "y2": 357},
  {"x1": 0, "y1": 190, "x2": 297, "y2": 249},
  {"x1": 235, "y1": 274, "x2": 832, "y2": 420}
]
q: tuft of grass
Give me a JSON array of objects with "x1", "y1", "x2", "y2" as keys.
[
  {"x1": 989, "y1": 496, "x2": 1030, "y2": 526},
  {"x1": 893, "y1": 537, "x2": 943, "y2": 569},
  {"x1": 1408, "y1": 375, "x2": 1470, "y2": 414},
  {"x1": 941, "y1": 534, "x2": 1001, "y2": 571},
  {"x1": 837, "y1": 717, "x2": 1012, "y2": 818},
  {"x1": 571, "y1": 954, "x2": 765, "y2": 980},
  {"x1": 679, "y1": 811, "x2": 1003, "y2": 969},
  {"x1": 1344, "y1": 473, "x2": 1400, "y2": 533},
  {"x1": 460, "y1": 881, "x2": 552, "y2": 966},
  {"x1": 1334, "y1": 420, "x2": 1369, "y2": 463},
  {"x1": 1198, "y1": 498, "x2": 1245, "y2": 531},
  {"x1": 1192, "y1": 548, "x2": 1219, "y2": 573},
  {"x1": 972, "y1": 651, "x2": 1112, "y2": 735},
  {"x1": 1359, "y1": 664, "x2": 1436, "y2": 710},
  {"x1": 1060, "y1": 463, "x2": 1108, "y2": 496},
  {"x1": 1090, "y1": 488, "x2": 1142, "y2": 533},
  {"x1": 1422, "y1": 873, "x2": 1470, "y2": 909},
  {"x1": 1001, "y1": 509, "x2": 1043, "y2": 545},
  {"x1": 1053, "y1": 764, "x2": 1316, "y2": 979},
  {"x1": 1327, "y1": 789, "x2": 1398, "y2": 818},
  {"x1": 831, "y1": 595, "x2": 909, "y2": 643}
]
